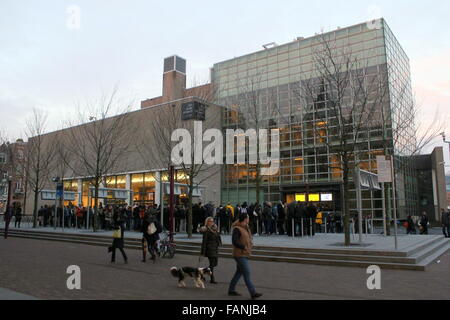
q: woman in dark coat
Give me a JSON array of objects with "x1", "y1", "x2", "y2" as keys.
[
  {"x1": 141, "y1": 213, "x2": 163, "y2": 262},
  {"x1": 406, "y1": 215, "x2": 416, "y2": 234},
  {"x1": 108, "y1": 220, "x2": 128, "y2": 264},
  {"x1": 199, "y1": 217, "x2": 222, "y2": 284}
]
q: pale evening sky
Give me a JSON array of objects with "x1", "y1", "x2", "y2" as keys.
[{"x1": 1, "y1": 0, "x2": 449, "y2": 167}]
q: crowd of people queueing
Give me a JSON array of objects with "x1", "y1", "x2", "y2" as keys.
[
  {"x1": 213, "y1": 201, "x2": 342, "y2": 237},
  {"x1": 21, "y1": 200, "x2": 347, "y2": 238}
]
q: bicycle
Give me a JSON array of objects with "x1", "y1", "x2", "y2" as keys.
[{"x1": 158, "y1": 230, "x2": 176, "y2": 259}]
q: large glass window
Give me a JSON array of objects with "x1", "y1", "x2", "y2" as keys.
[{"x1": 132, "y1": 173, "x2": 155, "y2": 205}]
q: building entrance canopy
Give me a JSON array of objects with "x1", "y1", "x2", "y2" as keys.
[
  {"x1": 162, "y1": 182, "x2": 204, "y2": 197},
  {"x1": 88, "y1": 187, "x2": 131, "y2": 200},
  {"x1": 41, "y1": 190, "x2": 76, "y2": 201}
]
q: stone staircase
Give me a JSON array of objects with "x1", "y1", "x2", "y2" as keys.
[{"x1": 2, "y1": 229, "x2": 448, "y2": 271}]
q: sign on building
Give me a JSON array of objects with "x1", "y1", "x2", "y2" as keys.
[
  {"x1": 320, "y1": 193, "x2": 333, "y2": 201},
  {"x1": 376, "y1": 155, "x2": 392, "y2": 183},
  {"x1": 357, "y1": 169, "x2": 381, "y2": 191},
  {"x1": 41, "y1": 190, "x2": 76, "y2": 201},
  {"x1": 89, "y1": 187, "x2": 130, "y2": 199},
  {"x1": 181, "y1": 101, "x2": 206, "y2": 121}
]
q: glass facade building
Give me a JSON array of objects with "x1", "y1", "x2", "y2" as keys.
[{"x1": 212, "y1": 19, "x2": 417, "y2": 218}]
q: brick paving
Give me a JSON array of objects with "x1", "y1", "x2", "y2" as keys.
[{"x1": 0, "y1": 237, "x2": 449, "y2": 300}]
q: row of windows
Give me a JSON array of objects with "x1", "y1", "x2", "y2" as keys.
[{"x1": 214, "y1": 25, "x2": 383, "y2": 72}]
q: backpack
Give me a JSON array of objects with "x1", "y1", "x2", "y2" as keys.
[{"x1": 147, "y1": 222, "x2": 157, "y2": 235}]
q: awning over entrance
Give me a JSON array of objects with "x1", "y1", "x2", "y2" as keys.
[
  {"x1": 162, "y1": 182, "x2": 204, "y2": 197},
  {"x1": 88, "y1": 187, "x2": 132, "y2": 200}
]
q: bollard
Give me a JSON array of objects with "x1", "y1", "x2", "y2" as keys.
[
  {"x1": 325, "y1": 218, "x2": 327, "y2": 234},
  {"x1": 365, "y1": 218, "x2": 368, "y2": 237},
  {"x1": 292, "y1": 218, "x2": 295, "y2": 238},
  {"x1": 310, "y1": 218, "x2": 313, "y2": 237},
  {"x1": 301, "y1": 218, "x2": 304, "y2": 237}
]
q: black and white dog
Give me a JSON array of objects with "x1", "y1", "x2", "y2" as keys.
[{"x1": 170, "y1": 267, "x2": 212, "y2": 289}]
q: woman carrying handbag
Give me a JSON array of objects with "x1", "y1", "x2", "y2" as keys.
[
  {"x1": 199, "y1": 217, "x2": 222, "y2": 284},
  {"x1": 141, "y1": 213, "x2": 162, "y2": 263},
  {"x1": 108, "y1": 220, "x2": 128, "y2": 264}
]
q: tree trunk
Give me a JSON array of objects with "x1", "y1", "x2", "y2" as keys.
[
  {"x1": 256, "y1": 163, "x2": 261, "y2": 205},
  {"x1": 255, "y1": 134, "x2": 261, "y2": 205},
  {"x1": 187, "y1": 187, "x2": 193, "y2": 239},
  {"x1": 33, "y1": 186, "x2": 39, "y2": 228},
  {"x1": 343, "y1": 162, "x2": 351, "y2": 246},
  {"x1": 93, "y1": 182, "x2": 99, "y2": 232},
  {"x1": 386, "y1": 184, "x2": 391, "y2": 236}
]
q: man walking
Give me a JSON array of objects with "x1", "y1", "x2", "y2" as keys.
[
  {"x1": 419, "y1": 211, "x2": 429, "y2": 235},
  {"x1": 3, "y1": 205, "x2": 13, "y2": 239},
  {"x1": 441, "y1": 209, "x2": 449, "y2": 238},
  {"x1": 14, "y1": 203, "x2": 22, "y2": 228},
  {"x1": 228, "y1": 213, "x2": 262, "y2": 300}
]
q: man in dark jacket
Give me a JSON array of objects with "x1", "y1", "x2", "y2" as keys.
[
  {"x1": 295, "y1": 202, "x2": 305, "y2": 236},
  {"x1": 262, "y1": 202, "x2": 272, "y2": 235},
  {"x1": 217, "y1": 205, "x2": 228, "y2": 234},
  {"x1": 441, "y1": 209, "x2": 449, "y2": 238},
  {"x1": 38, "y1": 206, "x2": 44, "y2": 226},
  {"x1": 3, "y1": 205, "x2": 13, "y2": 239},
  {"x1": 192, "y1": 203, "x2": 201, "y2": 234},
  {"x1": 286, "y1": 201, "x2": 296, "y2": 236},
  {"x1": 305, "y1": 203, "x2": 318, "y2": 236},
  {"x1": 14, "y1": 203, "x2": 22, "y2": 228},
  {"x1": 406, "y1": 215, "x2": 416, "y2": 234},
  {"x1": 254, "y1": 203, "x2": 263, "y2": 235},
  {"x1": 43, "y1": 205, "x2": 50, "y2": 227},
  {"x1": 277, "y1": 201, "x2": 285, "y2": 235},
  {"x1": 132, "y1": 206, "x2": 140, "y2": 231}
]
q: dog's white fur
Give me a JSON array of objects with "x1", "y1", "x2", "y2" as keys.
[{"x1": 170, "y1": 266, "x2": 211, "y2": 289}]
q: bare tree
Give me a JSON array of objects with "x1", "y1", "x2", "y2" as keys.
[
  {"x1": 136, "y1": 81, "x2": 220, "y2": 238},
  {"x1": 0, "y1": 130, "x2": 11, "y2": 214},
  {"x1": 377, "y1": 79, "x2": 444, "y2": 234},
  {"x1": 24, "y1": 108, "x2": 57, "y2": 228},
  {"x1": 297, "y1": 35, "x2": 389, "y2": 246},
  {"x1": 221, "y1": 72, "x2": 280, "y2": 206},
  {"x1": 63, "y1": 90, "x2": 133, "y2": 231}
]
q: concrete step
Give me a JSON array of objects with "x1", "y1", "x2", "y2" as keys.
[
  {"x1": 4, "y1": 229, "x2": 411, "y2": 257},
  {"x1": 3, "y1": 229, "x2": 448, "y2": 271},
  {"x1": 404, "y1": 236, "x2": 447, "y2": 257},
  {"x1": 173, "y1": 247, "x2": 426, "y2": 271},
  {"x1": 413, "y1": 238, "x2": 450, "y2": 264},
  {"x1": 172, "y1": 243, "x2": 417, "y2": 264},
  {"x1": 417, "y1": 242, "x2": 450, "y2": 268}
]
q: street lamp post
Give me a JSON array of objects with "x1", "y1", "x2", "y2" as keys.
[
  {"x1": 52, "y1": 177, "x2": 61, "y2": 230},
  {"x1": 441, "y1": 133, "x2": 450, "y2": 163}
]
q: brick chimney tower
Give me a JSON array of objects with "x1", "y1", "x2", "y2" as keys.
[{"x1": 162, "y1": 55, "x2": 186, "y2": 102}]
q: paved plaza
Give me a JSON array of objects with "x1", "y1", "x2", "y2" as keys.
[{"x1": 0, "y1": 237, "x2": 449, "y2": 300}]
